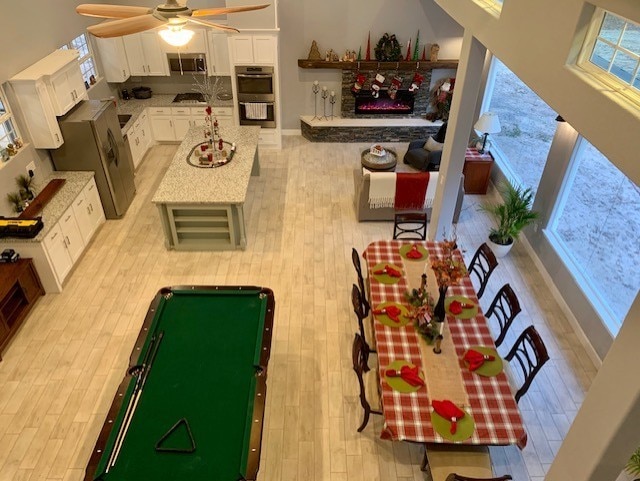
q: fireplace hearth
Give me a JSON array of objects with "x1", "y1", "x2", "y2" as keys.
[{"x1": 354, "y1": 90, "x2": 414, "y2": 115}]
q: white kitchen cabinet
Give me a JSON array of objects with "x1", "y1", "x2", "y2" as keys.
[
  {"x1": 149, "y1": 108, "x2": 175, "y2": 141},
  {"x1": 126, "y1": 111, "x2": 153, "y2": 169},
  {"x1": 59, "y1": 205, "x2": 84, "y2": 263},
  {"x1": 43, "y1": 223, "x2": 73, "y2": 284},
  {"x1": 208, "y1": 32, "x2": 231, "y2": 75},
  {"x1": 94, "y1": 37, "x2": 130, "y2": 83},
  {"x1": 229, "y1": 34, "x2": 276, "y2": 65},
  {"x1": 9, "y1": 49, "x2": 87, "y2": 148},
  {"x1": 173, "y1": 116, "x2": 192, "y2": 140},
  {"x1": 73, "y1": 178, "x2": 106, "y2": 244},
  {"x1": 48, "y1": 61, "x2": 87, "y2": 116},
  {"x1": 123, "y1": 32, "x2": 169, "y2": 76}
]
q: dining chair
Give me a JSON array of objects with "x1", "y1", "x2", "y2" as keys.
[
  {"x1": 467, "y1": 242, "x2": 498, "y2": 299},
  {"x1": 351, "y1": 247, "x2": 370, "y2": 317},
  {"x1": 423, "y1": 444, "x2": 493, "y2": 481},
  {"x1": 485, "y1": 283, "x2": 521, "y2": 347},
  {"x1": 351, "y1": 284, "x2": 376, "y2": 366},
  {"x1": 352, "y1": 333, "x2": 382, "y2": 432},
  {"x1": 445, "y1": 475, "x2": 513, "y2": 481},
  {"x1": 504, "y1": 325, "x2": 550, "y2": 403},
  {"x1": 393, "y1": 212, "x2": 428, "y2": 240}
]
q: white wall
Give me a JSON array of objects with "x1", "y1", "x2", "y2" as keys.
[{"x1": 277, "y1": 0, "x2": 464, "y2": 129}]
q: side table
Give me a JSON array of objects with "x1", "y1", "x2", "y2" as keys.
[
  {"x1": 463, "y1": 148, "x2": 494, "y2": 194},
  {"x1": 0, "y1": 258, "x2": 44, "y2": 360}
]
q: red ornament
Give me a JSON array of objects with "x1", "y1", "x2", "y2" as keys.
[
  {"x1": 405, "y1": 39, "x2": 412, "y2": 61},
  {"x1": 365, "y1": 32, "x2": 371, "y2": 61},
  {"x1": 205, "y1": 106, "x2": 212, "y2": 115},
  {"x1": 218, "y1": 139, "x2": 224, "y2": 151}
]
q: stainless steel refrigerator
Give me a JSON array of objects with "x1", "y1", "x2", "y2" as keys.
[{"x1": 51, "y1": 100, "x2": 135, "y2": 219}]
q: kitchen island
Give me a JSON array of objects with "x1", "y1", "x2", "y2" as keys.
[{"x1": 152, "y1": 125, "x2": 261, "y2": 250}]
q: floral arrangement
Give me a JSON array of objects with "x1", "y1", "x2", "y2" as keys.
[
  {"x1": 426, "y1": 77, "x2": 455, "y2": 121},
  {"x1": 405, "y1": 278, "x2": 439, "y2": 344},
  {"x1": 430, "y1": 238, "x2": 466, "y2": 288}
]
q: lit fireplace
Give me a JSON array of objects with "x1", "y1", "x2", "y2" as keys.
[{"x1": 354, "y1": 90, "x2": 414, "y2": 115}]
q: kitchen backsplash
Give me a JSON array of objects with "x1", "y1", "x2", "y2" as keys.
[{"x1": 118, "y1": 75, "x2": 232, "y2": 98}]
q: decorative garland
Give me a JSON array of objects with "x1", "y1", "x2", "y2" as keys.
[{"x1": 374, "y1": 33, "x2": 402, "y2": 61}]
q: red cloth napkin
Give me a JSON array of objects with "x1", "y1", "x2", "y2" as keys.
[
  {"x1": 373, "y1": 305, "x2": 402, "y2": 322},
  {"x1": 432, "y1": 400, "x2": 465, "y2": 434},
  {"x1": 373, "y1": 265, "x2": 402, "y2": 277},
  {"x1": 449, "y1": 300, "x2": 463, "y2": 315},
  {"x1": 406, "y1": 244, "x2": 424, "y2": 259},
  {"x1": 386, "y1": 365, "x2": 425, "y2": 387},
  {"x1": 395, "y1": 172, "x2": 430, "y2": 210},
  {"x1": 463, "y1": 349, "x2": 496, "y2": 371}
]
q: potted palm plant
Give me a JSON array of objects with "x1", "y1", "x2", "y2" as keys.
[
  {"x1": 627, "y1": 447, "x2": 640, "y2": 481},
  {"x1": 480, "y1": 180, "x2": 539, "y2": 257}
]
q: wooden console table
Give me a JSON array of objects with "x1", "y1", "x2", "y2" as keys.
[
  {"x1": 0, "y1": 258, "x2": 44, "y2": 360},
  {"x1": 463, "y1": 148, "x2": 494, "y2": 194}
]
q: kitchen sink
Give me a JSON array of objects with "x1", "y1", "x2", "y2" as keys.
[{"x1": 118, "y1": 114, "x2": 132, "y2": 129}]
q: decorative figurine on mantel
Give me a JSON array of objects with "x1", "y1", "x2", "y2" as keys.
[
  {"x1": 430, "y1": 43, "x2": 440, "y2": 62},
  {"x1": 308, "y1": 40, "x2": 322, "y2": 60}
]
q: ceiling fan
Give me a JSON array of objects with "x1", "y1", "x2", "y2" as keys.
[{"x1": 77, "y1": 1, "x2": 269, "y2": 46}]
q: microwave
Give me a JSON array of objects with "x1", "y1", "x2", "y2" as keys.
[{"x1": 167, "y1": 53, "x2": 207, "y2": 75}]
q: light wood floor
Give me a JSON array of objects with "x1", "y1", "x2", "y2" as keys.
[{"x1": 0, "y1": 137, "x2": 598, "y2": 481}]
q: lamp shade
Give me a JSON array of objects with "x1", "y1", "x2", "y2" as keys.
[
  {"x1": 159, "y1": 27, "x2": 194, "y2": 47},
  {"x1": 474, "y1": 112, "x2": 501, "y2": 134}
]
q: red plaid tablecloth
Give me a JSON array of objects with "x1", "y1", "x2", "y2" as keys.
[{"x1": 363, "y1": 240, "x2": 527, "y2": 448}]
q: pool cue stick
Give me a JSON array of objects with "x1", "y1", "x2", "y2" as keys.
[{"x1": 107, "y1": 331, "x2": 165, "y2": 472}]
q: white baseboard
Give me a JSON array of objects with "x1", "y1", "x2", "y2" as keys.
[
  {"x1": 281, "y1": 129, "x2": 301, "y2": 136},
  {"x1": 519, "y1": 234, "x2": 603, "y2": 368}
]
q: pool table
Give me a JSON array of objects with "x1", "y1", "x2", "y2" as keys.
[{"x1": 85, "y1": 285, "x2": 275, "y2": 481}]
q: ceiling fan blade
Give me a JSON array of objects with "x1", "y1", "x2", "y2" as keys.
[
  {"x1": 191, "y1": 4, "x2": 269, "y2": 17},
  {"x1": 87, "y1": 14, "x2": 166, "y2": 38},
  {"x1": 76, "y1": 4, "x2": 152, "y2": 19},
  {"x1": 183, "y1": 16, "x2": 240, "y2": 33}
]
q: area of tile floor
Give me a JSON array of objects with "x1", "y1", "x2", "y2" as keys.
[{"x1": 0, "y1": 136, "x2": 598, "y2": 481}]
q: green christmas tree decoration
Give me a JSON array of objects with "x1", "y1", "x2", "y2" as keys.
[
  {"x1": 357, "y1": 46, "x2": 362, "y2": 61},
  {"x1": 412, "y1": 30, "x2": 420, "y2": 61}
]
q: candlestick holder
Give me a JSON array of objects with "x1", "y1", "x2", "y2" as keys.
[
  {"x1": 311, "y1": 83, "x2": 321, "y2": 120},
  {"x1": 329, "y1": 95, "x2": 336, "y2": 120},
  {"x1": 321, "y1": 89, "x2": 329, "y2": 120}
]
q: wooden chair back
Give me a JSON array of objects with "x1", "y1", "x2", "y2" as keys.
[
  {"x1": 351, "y1": 248, "x2": 370, "y2": 316},
  {"x1": 351, "y1": 333, "x2": 381, "y2": 432},
  {"x1": 467, "y1": 243, "x2": 498, "y2": 299},
  {"x1": 504, "y1": 325, "x2": 550, "y2": 403},
  {"x1": 393, "y1": 212, "x2": 428, "y2": 240},
  {"x1": 485, "y1": 283, "x2": 521, "y2": 347}
]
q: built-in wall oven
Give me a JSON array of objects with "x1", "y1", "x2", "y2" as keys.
[{"x1": 235, "y1": 65, "x2": 276, "y2": 128}]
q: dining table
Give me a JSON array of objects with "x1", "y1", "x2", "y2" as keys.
[{"x1": 363, "y1": 240, "x2": 527, "y2": 449}]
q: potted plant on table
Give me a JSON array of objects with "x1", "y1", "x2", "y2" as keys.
[
  {"x1": 480, "y1": 180, "x2": 539, "y2": 258},
  {"x1": 627, "y1": 447, "x2": 640, "y2": 481}
]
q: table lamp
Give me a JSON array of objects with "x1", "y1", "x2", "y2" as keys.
[{"x1": 474, "y1": 112, "x2": 501, "y2": 154}]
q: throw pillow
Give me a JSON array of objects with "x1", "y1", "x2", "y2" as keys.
[{"x1": 425, "y1": 136, "x2": 444, "y2": 152}]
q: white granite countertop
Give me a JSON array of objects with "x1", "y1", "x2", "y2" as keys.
[
  {"x1": 152, "y1": 125, "x2": 260, "y2": 205},
  {"x1": 0, "y1": 171, "x2": 95, "y2": 243},
  {"x1": 117, "y1": 95, "x2": 235, "y2": 132}
]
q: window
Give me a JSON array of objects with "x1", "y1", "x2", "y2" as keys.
[
  {"x1": 548, "y1": 138, "x2": 640, "y2": 332},
  {"x1": 473, "y1": 0, "x2": 502, "y2": 16},
  {"x1": 61, "y1": 33, "x2": 98, "y2": 88},
  {"x1": 0, "y1": 87, "x2": 19, "y2": 151},
  {"x1": 483, "y1": 57, "x2": 557, "y2": 196}
]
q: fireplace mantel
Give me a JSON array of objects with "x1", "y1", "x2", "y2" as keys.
[{"x1": 298, "y1": 59, "x2": 459, "y2": 70}]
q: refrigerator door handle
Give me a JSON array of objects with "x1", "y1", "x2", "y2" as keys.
[{"x1": 105, "y1": 128, "x2": 119, "y2": 168}]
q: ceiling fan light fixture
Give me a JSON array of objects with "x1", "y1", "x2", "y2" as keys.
[{"x1": 159, "y1": 25, "x2": 194, "y2": 47}]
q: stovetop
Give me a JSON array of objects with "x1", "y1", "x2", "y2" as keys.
[{"x1": 173, "y1": 93, "x2": 205, "y2": 103}]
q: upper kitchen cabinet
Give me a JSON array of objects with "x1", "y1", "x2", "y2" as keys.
[
  {"x1": 229, "y1": 35, "x2": 277, "y2": 65},
  {"x1": 123, "y1": 32, "x2": 169, "y2": 76},
  {"x1": 163, "y1": 29, "x2": 207, "y2": 54},
  {"x1": 94, "y1": 36, "x2": 130, "y2": 83},
  {"x1": 9, "y1": 49, "x2": 87, "y2": 148},
  {"x1": 208, "y1": 32, "x2": 231, "y2": 75}
]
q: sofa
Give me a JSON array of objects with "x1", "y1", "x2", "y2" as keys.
[
  {"x1": 353, "y1": 163, "x2": 465, "y2": 222},
  {"x1": 403, "y1": 122, "x2": 448, "y2": 172}
]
